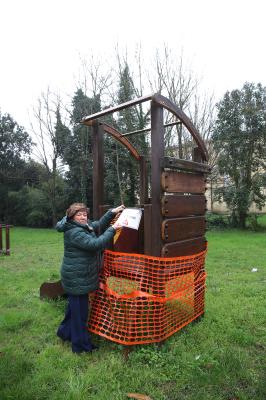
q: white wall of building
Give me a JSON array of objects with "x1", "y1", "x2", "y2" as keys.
[{"x1": 205, "y1": 185, "x2": 266, "y2": 214}]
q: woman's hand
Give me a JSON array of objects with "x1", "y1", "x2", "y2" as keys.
[
  {"x1": 111, "y1": 204, "x2": 125, "y2": 214},
  {"x1": 111, "y1": 221, "x2": 122, "y2": 230}
]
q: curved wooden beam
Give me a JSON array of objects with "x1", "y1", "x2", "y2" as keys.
[
  {"x1": 152, "y1": 94, "x2": 209, "y2": 162},
  {"x1": 101, "y1": 123, "x2": 141, "y2": 161}
]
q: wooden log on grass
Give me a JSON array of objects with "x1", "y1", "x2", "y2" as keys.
[{"x1": 40, "y1": 280, "x2": 65, "y2": 300}]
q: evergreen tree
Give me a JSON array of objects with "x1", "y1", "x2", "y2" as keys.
[
  {"x1": 103, "y1": 125, "x2": 122, "y2": 206},
  {"x1": 213, "y1": 82, "x2": 266, "y2": 228},
  {"x1": 115, "y1": 63, "x2": 149, "y2": 205},
  {"x1": 0, "y1": 112, "x2": 32, "y2": 221},
  {"x1": 54, "y1": 107, "x2": 71, "y2": 159},
  {"x1": 63, "y1": 89, "x2": 101, "y2": 209}
]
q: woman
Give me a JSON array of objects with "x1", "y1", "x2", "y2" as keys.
[{"x1": 56, "y1": 202, "x2": 124, "y2": 353}]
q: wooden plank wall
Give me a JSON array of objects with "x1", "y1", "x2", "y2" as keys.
[{"x1": 160, "y1": 157, "x2": 209, "y2": 257}]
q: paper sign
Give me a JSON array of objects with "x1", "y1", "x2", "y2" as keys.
[{"x1": 115, "y1": 208, "x2": 142, "y2": 230}]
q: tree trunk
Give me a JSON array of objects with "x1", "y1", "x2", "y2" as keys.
[
  {"x1": 239, "y1": 212, "x2": 246, "y2": 229},
  {"x1": 80, "y1": 159, "x2": 87, "y2": 205},
  {"x1": 51, "y1": 158, "x2": 57, "y2": 226},
  {"x1": 115, "y1": 143, "x2": 124, "y2": 204},
  {"x1": 210, "y1": 178, "x2": 213, "y2": 212}
]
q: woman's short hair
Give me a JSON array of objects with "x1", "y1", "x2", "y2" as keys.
[{"x1": 66, "y1": 203, "x2": 89, "y2": 219}]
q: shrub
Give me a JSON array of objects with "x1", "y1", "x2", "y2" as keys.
[
  {"x1": 26, "y1": 210, "x2": 50, "y2": 227},
  {"x1": 206, "y1": 213, "x2": 229, "y2": 230}
]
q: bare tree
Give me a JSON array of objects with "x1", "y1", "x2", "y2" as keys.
[
  {"x1": 30, "y1": 87, "x2": 69, "y2": 225},
  {"x1": 76, "y1": 53, "x2": 114, "y2": 104},
  {"x1": 148, "y1": 45, "x2": 199, "y2": 158},
  {"x1": 189, "y1": 92, "x2": 218, "y2": 167},
  {"x1": 188, "y1": 91, "x2": 219, "y2": 211}
]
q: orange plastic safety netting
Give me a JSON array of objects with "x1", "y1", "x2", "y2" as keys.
[{"x1": 88, "y1": 249, "x2": 207, "y2": 345}]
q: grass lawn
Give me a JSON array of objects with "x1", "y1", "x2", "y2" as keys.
[{"x1": 0, "y1": 219, "x2": 265, "y2": 400}]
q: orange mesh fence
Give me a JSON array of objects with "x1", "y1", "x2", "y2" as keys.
[{"x1": 88, "y1": 249, "x2": 207, "y2": 345}]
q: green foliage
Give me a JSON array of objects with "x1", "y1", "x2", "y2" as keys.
[
  {"x1": 206, "y1": 212, "x2": 229, "y2": 229},
  {"x1": 0, "y1": 227, "x2": 265, "y2": 399},
  {"x1": 7, "y1": 173, "x2": 67, "y2": 227},
  {"x1": 0, "y1": 112, "x2": 33, "y2": 222},
  {"x1": 1, "y1": 91, "x2": 104, "y2": 225},
  {"x1": 103, "y1": 136, "x2": 123, "y2": 206},
  {"x1": 61, "y1": 89, "x2": 101, "y2": 208},
  {"x1": 207, "y1": 212, "x2": 266, "y2": 231},
  {"x1": 113, "y1": 63, "x2": 149, "y2": 205},
  {"x1": 54, "y1": 108, "x2": 71, "y2": 158},
  {"x1": 246, "y1": 213, "x2": 266, "y2": 231},
  {"x1": 213, "y1": 82, "x2": 266, "y2": 228},
  {"x1": 0, "y1": 112, "x2": 32, "y2": 170},
  {"x1": 72, "y1": 90, "x2": 101, "y2": 124},
  {"x1": 8, "y1": 186, "x2": 49, "y2": 226},
  {"x1": 26, "y1": 210, "x2": 49, "y2": 227}
]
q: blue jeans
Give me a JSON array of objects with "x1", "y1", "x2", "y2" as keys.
[{"x1": 57, "y1": 294, "x2": 93, "y2": 353}]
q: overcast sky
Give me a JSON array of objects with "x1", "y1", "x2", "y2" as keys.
[{"x1": 1, "y1": 0, "x2": 265, "y2": 129}]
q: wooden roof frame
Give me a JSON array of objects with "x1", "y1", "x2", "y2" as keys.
[{"x1": 82, "y1": 93, "x2": 208, "y2": 162}]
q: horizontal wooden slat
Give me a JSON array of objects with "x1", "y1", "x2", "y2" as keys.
[
  {"x1": 161, "y1": 194, "x2": 206, "y2": 217},
  {"x1": 161, "y1": 157, "x2": 211, "y2": 174},
  {"x1": 161, "y1": 171, "x2": 206, "y2": 193},
  {"x1": 162, "y1": 216, "x2": 206, "y2": 242},
  {"x1": 161, "y1": 237, "x2": 207, "y2": 257}
]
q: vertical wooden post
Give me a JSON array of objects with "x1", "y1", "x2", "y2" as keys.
[
  {"x1": 144, "y1": 204, "x2": 152, "y2": 255},
  {"x1": 92, "y1": 121, "x2": 104, "y2": 220},
  {"x1": 139, "y1": 156, "x2": 148, "y2": 205},
  {"x1": 0, "y1": 225, "x2": 2, "y2": 255},
  {"x1": 193, "y1": 146, "x2": 205, "y2": 320},
  {"x1": 5, "y1": 225, "x2": 10, "y2": 255},
  {"x1": 150, "y1": 103, "x2": 166, "y2": 345},
  {"x1": 150, "y1": 101, "x2": 164, "y2": 256}
]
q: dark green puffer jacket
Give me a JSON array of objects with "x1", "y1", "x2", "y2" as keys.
[{"x1": 56, "y1": 210, "x2": 115, "y2": 295}]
